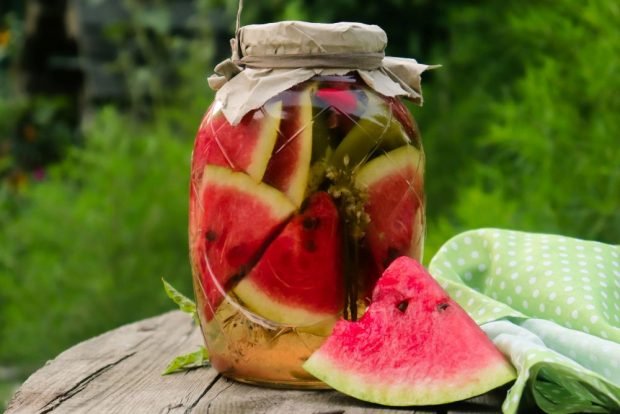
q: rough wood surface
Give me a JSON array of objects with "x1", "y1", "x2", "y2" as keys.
[{"x1": 6, "y1": 311, "x2": 505, "y2": 414}]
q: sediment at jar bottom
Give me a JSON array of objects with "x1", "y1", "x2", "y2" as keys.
[
  {"x1": 201, "y1": 300, "x2": 330, "y2": 386},
  {"x1": 224, "y1": 375, "x2": 330, "y2": 390}
]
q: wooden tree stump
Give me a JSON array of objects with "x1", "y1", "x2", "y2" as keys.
[{"x1": 6, "y1": 311, "x2": 505, "y2": 413}]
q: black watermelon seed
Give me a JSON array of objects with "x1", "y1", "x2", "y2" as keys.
[
  {"x1": 305, "y1": 239, "x2": 317, "y2": 252},
  {"x1": 397, "y1": 300, "x2": 409, "y2": 313},
  {"x1": 302, "y1": 216, "x2": 320, "y2": 230},
  {"x1": 437, "y1": 302, "x2": 450, "y2": 312},
  {"x1": 206, "y1": 230, "x2": 217, "y2": 241},
  {"x1": 387, "y1": 247, "x2": 400, "y2": 261},
  {"x1": 383, "y1": 247, "x2": 401, "y2": 267}
]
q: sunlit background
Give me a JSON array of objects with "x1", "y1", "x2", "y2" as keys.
[{"x1": 1, "y1": 0, "x2": 619, "y2": 407}]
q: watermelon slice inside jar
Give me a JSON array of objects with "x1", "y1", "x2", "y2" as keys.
[
  {"x1": 354, "y1": 145, "x2": 425, "y2": 290},
  {"x1": 263, "y1": 89, "x2": 314, "y2": 207},
  {"x1": 191, "y1": 101, "x2": 282, "y2": 184},
  {"x1": 313, "y1": 83, "x2": 368, "y2": 148},
  {"x1": 190, "y1": 165, "x2": 296, "y2": 320},
  {"x1": 189, "y1": 101, "x2": 283, "y2": 245},
  {"x1": 329, "y1": 96, "x2": 412, "y2": 172},
  {"x1": 233, "y1": 191, "x2": 344, "y2": 331}
]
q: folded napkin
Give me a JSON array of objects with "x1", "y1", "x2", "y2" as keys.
[{"x1": 428, "y1": 228, "x2": 620, "y2": 413}]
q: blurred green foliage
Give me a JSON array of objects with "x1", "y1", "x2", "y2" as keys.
[
  {"x1": 0, "y1": 5, "x2": 81, "y2": 201},
  {"x1": 0, "y1": 107, "x2": 196, "y2": 363},
  {"x1": 0, "y1": 0, "x2": 213, "y2": 394},
  {"x1": 0, "y1": 1, "x2": 619, "y2": 399},
  {"x1": 420, "y1": 1, "x2": 620, "y2": 255},
  {"x1": 0, "y1": 96, "x2": 79, "y2": 187}
]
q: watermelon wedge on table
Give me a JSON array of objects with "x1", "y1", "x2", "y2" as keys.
[
  {"x1": 234, "y1": 192, "x2": 344, "y2": 329},
  {"x1": 190, "y1": 165, "x2": 296, "y2": 319},
  {"x1": 355, "y1": 145, "x2": 425, "y2": 280},
  {"x1": 303, "y1": 257, "x2": 516, "y2": 406}
]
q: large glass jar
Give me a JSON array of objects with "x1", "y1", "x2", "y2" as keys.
[{"x1": 189, "y1": 21, "x2": 428, "y2": 388}]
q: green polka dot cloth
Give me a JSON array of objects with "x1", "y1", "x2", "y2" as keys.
[{"x1": 428, "y1": 228, "x2": 620, "y2": 414}]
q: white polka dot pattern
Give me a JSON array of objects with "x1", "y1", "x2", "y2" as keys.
[
  {"x1": 427, "y1": 228, "x2": 620, "y2": 414},
  {"x1": 483, "y1": 320, "x2": 620, "y2": 414},
  {"x1": 428, "y1": 228, "x2": 620, "y2": 341}
]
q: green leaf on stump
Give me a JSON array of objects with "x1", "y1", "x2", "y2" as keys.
[
  {"x1": 162, "y1": 346, "x2": 210, "y2": 375},
  {"x1": 162, "y1": 278, "x2": 196, "y2": 316},
  {"x1": 161, "y1": 278, "x2": 210, "y2": 375},
  {"x1": 162, "y1": 277, "x2": 199, "y2": 326}
]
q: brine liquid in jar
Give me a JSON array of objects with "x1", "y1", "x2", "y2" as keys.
[{"x1": 189, "y1": 74, "x2": 425, "y2": 388}]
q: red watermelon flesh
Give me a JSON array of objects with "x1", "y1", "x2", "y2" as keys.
[
  {"x1": 386, "y1": 97, "x2": 421, "y2": 148},
  {"x1": 355, "y1": 145, "x2": 425, "y2": 281},
  {"x1": 233, "y1": 192, "x2": 344, "y2": 328},
  {"x1": 263, "y1": 89, "x2": 313, "y2": 207},
  {"x1": 191, "y1": 101, "x2": 282, "y2": 184},
  {"x1": 303, "y1": 257, "x2": 516, "y2": 406},
  {"x1": 190, "y1": 165, "x2": 296, "y2": 320},
  {"x1": 189, "y1": 102, "x2": 283, "y2": 292},
  {"x1": 316, "y1": 87, "x2": 358, "y2": 114}
]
